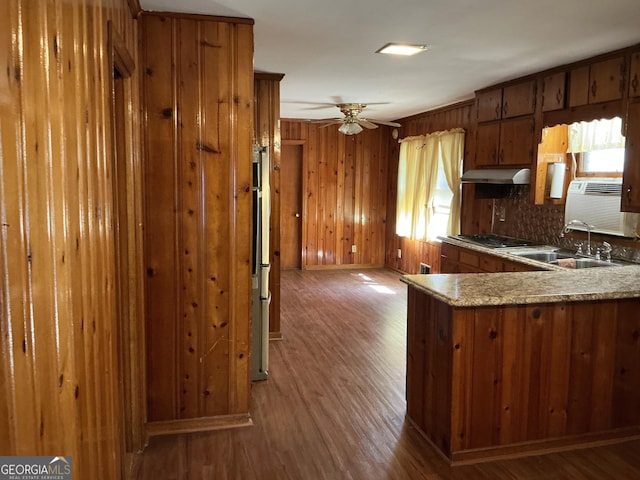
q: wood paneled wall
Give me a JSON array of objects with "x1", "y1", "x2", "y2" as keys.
[
  {"x1": 281, "y1": 120, "x2": 390, "y2": 268},
  {"x1": 0, "y1": 0, "x2": 143, "y2": 478},
  {"x1": 140, "y1": 13, "x2": 254, "y2": 427},
  {"x1": 254, "y1": 73, "x2": 284, "y2": 339},
  {"x1": 384, "y1": 101, "x2": 481, "y2": 274}
]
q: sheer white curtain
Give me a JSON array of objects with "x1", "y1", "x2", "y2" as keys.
[
  {"x1": 567, "y1": 117, "x2": 625, "y2": 153},
  {"x1": 396, "y1": 135, "x2": 426, "y2": 239},
  {"x1": 395, "y1": 128, "x2": 465, "y2": 240},
  {"x1": 440, "y1": 129, "x2": 465, "y2": 235}
]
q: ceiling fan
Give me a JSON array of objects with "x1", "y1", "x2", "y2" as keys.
[{"x1": 310, "y1": 103, "x2": 401, "y2": 135}]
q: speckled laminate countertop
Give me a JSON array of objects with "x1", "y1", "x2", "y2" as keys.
[{"x1": 401, "y1": 237, "x2": 640, "y2": 307}]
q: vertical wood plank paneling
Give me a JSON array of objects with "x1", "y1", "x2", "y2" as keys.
[
  {"x1": 177, "y1": 18, "x2": 202, "y2": 419},
  {"x1": 142, "y1": 14, "x2": 179, "y2": 422},
  {"x1": 1, "y1": 0, "x2": 143, "y2": 477},
  {"x1": 613, "y1": 300, "x2": 640, "y2": 427},
  {"x1": 281, "y1": 120, "x2": 388, "y2": 268},
  {"x1": 141, "y1": 13, "x2": 253, "y2": 425}
]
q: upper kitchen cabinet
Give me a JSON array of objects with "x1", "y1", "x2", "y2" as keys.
[
  {"x1": 476, "y1": 80, "x2": 536, "y2": 122},
  {"x1": 475, "y1": 117, "x2": 535, "y2": 167},
  {"x1": 541, "y1": 72, "x2": 567, "y2": 112},
  {"x1": 622, "y1": 101, "x2": 640, "y2": 212},
  {"x1": 475, "y1": 79, "x2": 537, "y2": 167},
  {"x1": 568, "y1": 56, "x2": 626, "y2": 107},
  {"x1": 629, "y1": 51, "x2": 640, "y2": 98}
]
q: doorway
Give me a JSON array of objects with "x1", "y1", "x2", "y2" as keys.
[{"x1": 281, "y1": 143, "x2": 303, "y2": 269}]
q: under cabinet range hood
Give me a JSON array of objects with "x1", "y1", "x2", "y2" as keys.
[{"x1": 460, "y1": 168, "x2": 530, "y2": 184}]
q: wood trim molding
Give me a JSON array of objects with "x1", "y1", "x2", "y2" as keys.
[
  {"x1": 127, "y1": 0, "x2": 142, "y2": 18},
  {"x1": 108, "y1": 21, "x2": 135, "y2": 77},
  {"x1": 303, "y1": 264, "x2": 386, "y2": 271},
  {"x1": 255, "y1": 72, "x2": 285, "y2": 82},
  {"x1": 145, "y1": 413, "x2": 253, "y2": 437},
  {"x1": 140, "y1": 11, "x2": 255, "y2": 25}
]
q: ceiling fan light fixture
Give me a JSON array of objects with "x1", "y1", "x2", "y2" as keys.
[
  {"x1": 338, "y1": 122, "x2": 363, "y2": 135},
  {"x1": 376, "y1": 43, "x2": 428, "y2": 56}
]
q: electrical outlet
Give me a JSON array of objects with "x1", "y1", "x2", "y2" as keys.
[
  {"x1": 351, "y1": 244, "x2": 357, "y2": 253},
  {"x1": 498, "y1": 206, "x2": 506, "y2": 222},
  {"x1": 397, "y1": 248, "x2": 402, "y2": 259}
]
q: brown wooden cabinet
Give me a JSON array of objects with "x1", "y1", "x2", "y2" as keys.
[
  {"x1": 502, "y1": 81, "x2": 537, "y2": 118},
  {"x1": 629, "y1": 51, "x2": 640, "y2": 98},
  {"x1": 475, "y1": 79, "x2": 536, "y2": 168},
  {"x1": 440, "y1": 242, "x2": 541, "y2": 273},
  {"x1": 622, "y1": 101, "x2": 640, "y2": 212},
  {"x1": 476, "y1": 80, "x2": 536, "y2": 122},
  {"x1": 406, "y1": 286, "x2": 640, "y2": 465},
  {"x1": 475, "y1": 117, "x2": 535, "y2": 166},
  {"x1": 476, "y1": 87, "x2": 503, "y2": 122},
  {"x1": 541, "y1": 72, "x2": 566, "y2": 112},
  {"x1": 568, "y1": 56, "x2": 626, "y2": 107}
]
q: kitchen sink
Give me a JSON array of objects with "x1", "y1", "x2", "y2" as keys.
[
  {"x1": 508, "y1": 249, "x2": 621, "y2": 268},
  {"x1": 571, "y1": 258, "x2": 618, "y2": 268},
  {"x1": 509, "y1": 251, "x2": 574, "y2": 263}
]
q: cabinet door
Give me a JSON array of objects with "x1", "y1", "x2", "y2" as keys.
[
  {"x1": 568, "y1": 66, "x2": 590, "y2": 107},
  {"x1": 480, "y1": 254, "x2": 503, "y2": 272},
  {"x1": 502, "y1": 80, "x2": 536, "y2": 118},
  {"x1": 622, "y1": 102, "x2": 640, "y2": 212},
  {"x1": 629, "y1": 52, "x2": 640, "y2": 98},
  {"x1": 589, "y1": 57, "x2": 625, "y2": 104},
  {"x1": 475, "y1": 123, "x2": 501, "y2": 166},
  {"x1": 542, "y1": 72, "x2": 566, "y2": 112},
  {"x1": 499, "y1": 117, "x2": 535, "y2": 166},
  {"x1": 476, "y1": 88, "x2": 503, "y2": 122},
  {"x1": 440, "y1": 257, "x2": 459, "y2": 273}
]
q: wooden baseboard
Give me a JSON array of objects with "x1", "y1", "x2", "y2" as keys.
[
  {"x1": 269, "y1": 331, "x2": 283, "y2": 341},
  {"x1": 450, "y1": 427, "x2": 640, "y2": 466},
  {"x1": 408, "y1": 416, "x2": 640, "y2": 466},
  {"x1": 303, "y1": 263, "x2": 384, "y2": 271},
  {"x1": 145, "y1": 413, "x2": 253, "y2": 438}
]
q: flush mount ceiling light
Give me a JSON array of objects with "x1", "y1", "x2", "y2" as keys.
[{"x1": 376, "y1": 43, "x2": 429, "y2": 56}]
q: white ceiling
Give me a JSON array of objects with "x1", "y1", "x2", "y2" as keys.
[{"x1": 140, "y1": 0, "x2": 640, "y2": 122}]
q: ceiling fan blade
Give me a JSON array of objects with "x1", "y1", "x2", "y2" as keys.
[
  {"x1": 358, "y1": 119, "x2": 379, "y2": 129},
  {"x1": 308, "y1": 118, "x2": 342, "y2": 124},
  {"x1": 365, "y1": 118, "x2": 402, "y2": 128}
]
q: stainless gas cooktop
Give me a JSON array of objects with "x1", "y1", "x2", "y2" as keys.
[{"x1": 451, "y1": 234, "x2": 541, "y2": 248}]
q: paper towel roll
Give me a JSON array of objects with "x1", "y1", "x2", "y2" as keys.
[{"x1": 549, "y1": 163, "x2": 565, "y2": 199}]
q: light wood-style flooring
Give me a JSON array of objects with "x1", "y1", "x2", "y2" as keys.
[{"x1": 135, "y1": 268, "x2": 640, "y2": 479}]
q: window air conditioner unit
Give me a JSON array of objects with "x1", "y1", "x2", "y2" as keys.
[{"x1": 564, "y1": 178, "x2": 639, "y2": 237}]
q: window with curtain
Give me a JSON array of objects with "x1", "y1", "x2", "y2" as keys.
[
  {"x1": 568, "y1": 117, "x2": 625, "y2": 175},
  {"x1": 395, "y1": 128, "x2": 465, "y2": 241}
]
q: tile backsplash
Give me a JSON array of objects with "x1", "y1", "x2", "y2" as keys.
[{"x1": 490, "y1": 186, "x2": 640, "y2": 263}]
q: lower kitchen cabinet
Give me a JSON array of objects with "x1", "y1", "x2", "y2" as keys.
[
  {"x1": 440, "y1": 242, "x2": 540, "y2": 273},
  {"x1": 405, "y1": 286, "x2": 640, "y2": 464}
]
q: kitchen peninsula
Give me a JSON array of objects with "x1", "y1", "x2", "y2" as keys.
[{"x1": 401, "y1": 245, "x2": 640, "y2": 465}]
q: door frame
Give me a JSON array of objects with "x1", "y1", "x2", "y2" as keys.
[{"x1": 107, "y1": 21, "x2": 147, "y2": 462}]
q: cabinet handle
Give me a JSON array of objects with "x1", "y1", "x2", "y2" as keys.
[
  {"x1": 632, "y1": 75, "x2": 639, "y2": 94},
  {"x1": 591, "y1": 80, "x2": 597, "y2": 98},
  {"x1": 503, "y1": 101, "x2": 508, "y2": 117},
  {"x1": 495, "y1": 104, "x2": 500, "y2": 119},
  {"x1": 556, "y1": 88, "x2": 562, "y2": 104}
]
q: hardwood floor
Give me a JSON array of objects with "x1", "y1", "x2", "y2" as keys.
[{"x1": 135, "y1": 269, "x2": 640, "y2": 479}]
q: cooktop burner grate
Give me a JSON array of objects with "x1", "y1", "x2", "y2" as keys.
[{"x1": 454, "y1": 234, "x2": 539, "y2": 248}]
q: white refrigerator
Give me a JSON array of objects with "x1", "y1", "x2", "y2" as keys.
[{"x1": 251, "y1": 145, "x2": 270, "y2": 381}]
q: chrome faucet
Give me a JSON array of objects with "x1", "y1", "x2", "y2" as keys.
[{"x1": 560, "y1": 219, "x2": 595, "y2": 256}]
